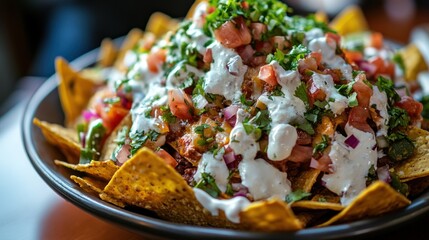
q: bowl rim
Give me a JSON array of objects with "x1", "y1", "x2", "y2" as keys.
[{"x1": 21, "y1": 44, "x2": 429, "y2": 240}]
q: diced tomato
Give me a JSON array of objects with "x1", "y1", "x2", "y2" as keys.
[
  {"x1": 270, "y1": 36, "x2": 289, "y2": 51},
  {"x1": 344, "y1": 50, "x2": 363, "y2": 63},
  {"x1": 296, "y1": 129, "x2": 312, "y2": 145},
  {"x1": 250, "y1": 23, "x2": 267, "y2": 41},
  {"x1": 207, "y1": 6, "x2": 215, "y2": 14},
  {"x1": 214, "y1": 17, "x2": 251, "y2": 48},
  {"x1": 287, "y1": 145, "x2": 313, "y2": 163},
  {"x1": 168, "y1": 89, "x2": 194, "y2": 121},
  {"x1": 298, "y1": 57, "x2": 318, "y2": 76},
  {"x1": 368, "y1": 56, "x2": 394, "y2": 79},
  {"x1": 236, "y1": 45, "x2": 255, "y2": 64},
  {"x1": 147, "y1": 49, "x2": 167, "y2": 73},
  {"x1": 325, "y1": 32, "x2": 341, "y2": 46},
  {"x1": 309, "y1": 52, "x2": 322, "y2": 66},
  {"x1": 241, "y1": 1, "x2": 249, "y2": 9},
  {"x1": 258, "y1": 64, "x2": 278, "y2": 86},
  {"x1": 395, "y1": 96, "x2": 423, "y2": 122},
  {"x1": 203, "y1": 48, "x2": 213, "y2": 64},
  {"x1": 370, "y1": 32, "x2": 384, "y2": 49},
  {"x1": 155, "y1": 148, "x2": 178, "y2": 168},
  {"x1": 307, "y1": 79, "x2": 326, "y2": 105},
  {"x1": 95, "y1": 102, "x2": 129, "y2": 131},
  {"x1": 352, "y1": 78, "x2": 373, "y2": 108},
  {"x1": 348, "y1": 106, "x2": 373, "y2": 133},
  {"x1": 254, "y1": 41, "x2": 273, "y2": 55}
]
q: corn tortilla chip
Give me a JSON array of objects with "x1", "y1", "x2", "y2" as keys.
[
  {"x1": 70, "y1": 175, "x2": 107, "y2": 194},
  {"x1": 146, "y1": 12, "x2": 179, "y2": 38},
  {"x1": 33, "y1": 118, "x2": 81, "y2": 164},
  {"x1": 399, "y1": 44, "x2": 428, "y2": 81},
  {"x1": 407, "y1": 175, "x2": 429, "y2": 197},
  {"x1": 55, "y1": 160, "x2": 119, "y2": 181},
  {"x1": 239, "y1": 199, "x2": 303, "y2": 231},
  {"x1": 318, "y1": 181, "x2": 410, "y2": 227},
  {"x1": 101, "y1": 147, "x2": 303, "y2": 231},
  {"x1": 98, "y1": 38, "x2": 118, "y2": 67},
  {"x1": 55, "y1": 57, "x2": 98, "y2": 127},
  {"x1": 393, "y1": 127, "x2": 429, "y2": 181},
  {"x1": 291, "y1": 168, "x2": 321, "y2": 193},
  {"x1": 329, "y1": 5, "x2": 368, "y2": 35},
  {"x1": 291, "y1": 201, "x2": 344, "y2": 211}
]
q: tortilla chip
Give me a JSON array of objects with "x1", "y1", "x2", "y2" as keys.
[
  {"x1": 291, "y1": 201, "x2": 344, "y2": 211},
  {"x1": 55, "y1": 57, "x2": 98, "y2": 127},
  {"x1": 101, "y1": 147, "x2": 303, "y2": 231},
  {"x1": 240, "y1": 199, "x2": 303, "y2": 231},
  {"x1": 98, "y1": 38, "x2": 118, "y2": 67},
  {"x1": 407, "y1": 175, "x2": 429, "y2": 197},
  {"x1": 329, "y1": 5, "x2": 368, "y2": 35},
  {"x1": 54, "y1": 160, "x2": 119, "y2": 181},
  {"x1": 317, "y1": 181, "x2": 410, "y2": 227},
  {"x1": 146, "y1": 12, "x2": 179, "y2": 38},
  {"x1": 70, "y1": 175, "x2": 107, "y2": 194},
  {"x1": 291, "y1": 168, "x2": 321, "y2": 193},
  {"x1": 311, "y1": 188, "x2": 341, "y2": 204},
  {"x1": 114, "y1": 28, "x2": 143, "y2": 69},
  {"x1": 393, "y1": 127, "x2": 429, "y2": 181},
  {"x1": 33, "y1": 118, "x2": 81, "y2": 164},
  {"x1": 399, "y1": 44, "x2": 428, "y2": 81},
  {"x1": 100, "y1": 114, "x2": 132, "y2": 161}
]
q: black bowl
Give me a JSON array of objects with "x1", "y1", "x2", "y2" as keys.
[{"x1": 22, "y1": 45, "x2": 429, "y2": 240}]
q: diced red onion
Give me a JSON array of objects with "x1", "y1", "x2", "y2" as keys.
[
  {"x1": 376, "y1": 165, "x2": 391, "y2": 183},
  {"x1": 345, "y1": 134, "x2": 360, "y2": 149},
  {"x1": 80, "y1": 132, "x2": 86, "y2": 147},
  {"x1": 232, "y1": 183, "x2": 249, "y2": 197},
  {"x1": 82, "y1": 110, "x2": 99, "y2": 122},
  {"x1": 116, "y1": 144, "x2": 131, "y2": 166},
  {"x1": 223, "y1": 105, "x2": 239, "y2": 127},
  {"x1": 358, "y1": 61, "x2": 377, "y2": 76},
  {"x1": 223, "y1": 151, "x2": 237, "y2": 165}
]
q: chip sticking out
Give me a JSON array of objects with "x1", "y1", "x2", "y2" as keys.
[
  {"x1": 100, "y1": 114, "x2": 132, "y2": 161},
  {"x1": 114, "y1": 28, "x2": 143, "y2": 70},
  {"x1": 70, "y1": 175, "x2": 107, "y2": 195},
  {"x1": 291, "y1": 201, "x2": 344, "y2": 211},
  {"x1": 291, "y1": 168, "x2": 321, "y2": 193},
  {"x1": 239, "y1": 199, "x2": 303, "y2": 231},
  {"x1": 98, "y1": 38, "x2": 118, "y2": 67},
  {"x1": 33, "y1": 118, "x2": 81, "y2": 164},
  {"x1": 146, "y1": 12, "x2": 179, "y2": 38},
  {"x1": 55, "y1": 57, "x2": 99, "y2": 127},
  {"x1": 399, "y1": 44, "x2": 428, "y2": 81},
  {"x1": 317, "y1": 181, "x2": 410, "y2": 227},
  {"x1": 393, "y1": 127, "x2": 429, "y2": 182},
  {"x1": 329, "y1": 5, "x2": 368, "y2": 35},
  {"x1": 55, "y1": 160, "x2": 119, "y2": 181},
  {"x1": 101, "y1": 147, "x2": 304, "y2": 231}
]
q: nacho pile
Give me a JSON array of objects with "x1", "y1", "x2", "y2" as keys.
[{"x1": 34, "y1": 0, "x2": 429, "y2": 231}]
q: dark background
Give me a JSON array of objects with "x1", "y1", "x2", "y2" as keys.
[{"x1": 0, "y1": 0, "x2": 428, "y2": 114}]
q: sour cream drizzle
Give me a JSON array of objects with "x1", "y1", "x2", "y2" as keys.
[
  {"x1": 322, "y1": 124, "x2": 378, "y2": 206},
  {"x1": 370, "y1": 86, "x2": 390, "y2": 137},
  {"x1": 311, "y1": 72, "x2": 348, "y2": 115}
]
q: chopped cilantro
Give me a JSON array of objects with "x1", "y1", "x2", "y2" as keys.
[
  {"x1": 194, "y1": 123, "x2": 211, "y2": 136},
  {"x1": 313, "y1": 135, "x2": 329, "y2": 155},
  {"x1": 337, "y1": 81, "x2": 355, "y2": 96},
  {"x1": 242, "y1": 122, "x2": 262, "y2": 140},
  {"x1": 267, "y1": 85, "x2": 285, "y2": 100},
  {"x1": 130, "y1": 130, "x2": 160, "y2": 155},
  {"x1": 388, "y1": 107, "x2": 410, "y2": 129},
  {"x1": 160, "y1": 106, "x2": 177, "y2": 123},
  {"x1": 240, "y1": 94, "x2": 254, "y2": 107},
  {"x1": 113, "y1": 126, "x2": 129, "y2": 145},
  {"x1": 194, "y1": 172, "x2": 222, "y2": 198},
  {"x1": 366, "y1": 164, "x2": 377, "y2": 183},
  {"x1": 285, "y1": 189, "x2": 311, "y2": 203},
  {"x1": 267, "y1": 45, "x2": 310, "y2": 70},
  {"x1": 249, "y1": 109, "x2": 271, "y2": 133},
  {"x1": 294, "y1": 82, "x2": 309, "y2": 108},
  {"x1": 297, "y1": 120, "x2": 315, "y2": 135},
  {"x1": 375, "y1": 76, "x2": 400, "y2": 104},
  {"x1": 348, "y1": 92, "x2": 359, "y2": 107}
]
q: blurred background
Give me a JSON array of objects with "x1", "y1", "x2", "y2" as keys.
[{"x1": 0, "y1": 0, "x2": 428, "y2": 115}]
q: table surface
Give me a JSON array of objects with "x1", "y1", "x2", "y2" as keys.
[{"x1": 2, "y1": 4, "x2": 429, "y2": 239}]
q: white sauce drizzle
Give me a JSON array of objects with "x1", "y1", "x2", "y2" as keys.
[
  {"x1": 166, "y1": 62, "x2": 204, "y2": 88},
  {"x1": 193, "y1": 188, "x2": 250, "y2": 223},
  {"x1": 308, "y1": 37, "x2": 353, "y2": 81},
  {"x1": 204, "y1": 42, "x2": 247, "y2": 101},
  {"x1": 322, "y1": 123, "x2": 377, "y2": 206},
  {"x1": 193, "y1": 150, "x2": 229, "y2": 192},
  {"x1": 312, "y1": 72, "x2": 348, "y2": 115},
  {"x1": 370, "y1": 86, "x2": 390, "y2": 137}
]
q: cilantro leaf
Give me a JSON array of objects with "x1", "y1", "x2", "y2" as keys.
[
  {"x1": 285, "y1": 189, "x2": 311, "y2": 203},
  {"x1": 130, "y1": 130, "x2": 160, "y2": 155},
  {"x1": 313, "y1": 135, "x2": 329, "y2": 155},
  {"x1": 375, "y1": 76, "x2": 400, "y2": 104},
  {"x1": 267, "y1": 45, "x2": 310, "y2": 70},
  {"x1": 294, "y1": 82, "x2": 309, "y2": 108},
  {"x1": 348, "y1": 92, "x2": 359, "y2": 107},
  {"x1": 388, "y1": 107, "x2": 410, "y2": 129},
  {"x1": 194, "y1": 172, "x2": 222, "y2": 198}
]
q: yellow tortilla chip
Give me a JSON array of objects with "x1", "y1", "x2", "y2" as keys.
[
  {"x1": 146, "y1": 12, "x2": 179, "y2": 38},
  {"x1": 329, "y1": 5, "x2": 368, "y2": 35},
  {"x1": 318, "y1": 181, "x2": 410, "y2": 227},
  {"x1": 291, "y1": 168, "x2": 320, "y2": 193},
  {"x1": 33, "y1": 118, "x2": 80, "y2": 164},
  {"x1": 291, "y1": 201, "x2": 344, "y2": 211},
  {"x1": 115, "y1": 28, "x2": 143, "y2": 70},
  {"x1": 240, "y1": 199, "x2": 303, "y2": 231},
  {"x1": 101, "y1": 147, "x2": 303, "y2": 231},
  {"x1": 393, "y1": 127, "x2": 429, "y2": 181},
  {"x1": 100, "y1": 114, "x2": 132, "y2": 161},
  {"x1": 70, "y1": 175, "x2": 107, "y2": 194},
  {"x1": 407, "y1": 175, "x2": 429, "y2": 197},
  {"x1": 55, "y1": 57, "x2": 98, "y2": 127},
  {"x1": 98, "y1": 38, "x2": 118, "y2": 67},
  {"x1": 54, "y1": 160, "x2": 119, "y2": 181},
  {"x1": 399, "y1": 44, "x2": 428, "y2": 81}
]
